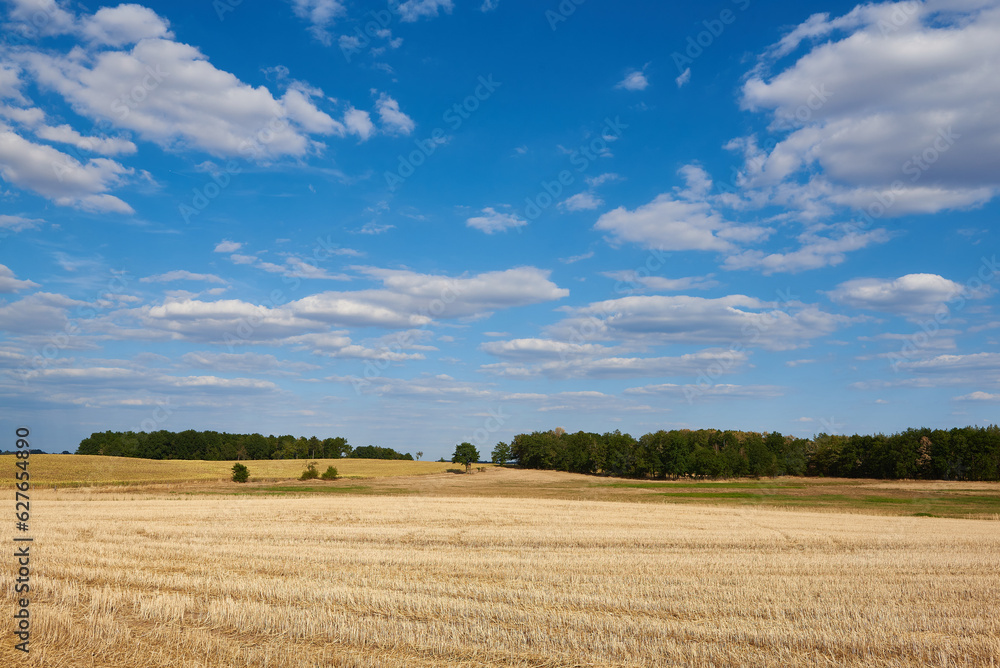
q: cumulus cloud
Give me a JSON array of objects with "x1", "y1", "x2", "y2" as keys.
[
  {"x1": 595, "y1": 192, "x2": 766, "y2": 252},
  {"x1": 549, "y1": 294, "x2": 846, "y2": 351},
  {"x1": 0, "y1": 126, "x2": 133, "y2": 213},
  {"x1": 740, "y1": 1, "x2": 1000, "y2": 213},
  {"x1": 213, "y1": 240, "x2": 242, "y2": 253},
  {"x1": 375, "y1": 93, "x2": 415, "y2": 136},
  {"x1": 80, "y1": 3, "x2": 173, "y2": 46},
  {"x1": 616, "y1": 70, "x2": 649, "y2": 91},
  {"x1": 0, "y1": 292, "x2": 84, "y2": 334},
  {"x1": 0, "y1": 265, "x2": 39, "y2": 293},
  {"x1": 122, "y1": 266, "x2": 568, "y2": 341},
  {"x1": 827, "y1": 273, "x2": 969, "y2": 316},
  {"x1": 560, "y1": 191, "x2": 603, "y2": 211},
  {"x1": 466, "y1": 207, "x2": 527, "y2": 234},
  {"x1": 35, "y1": 124, "x2": 137, "y2": 156},
  {"x1": 724, "y1": 227, "x2": 892, "y2": 274},
  {"x1": 17, "y1": 28, "x2": 352, "y2": 161},
  {"x1": 343, "y1": 106, "x2": 375, "y2": 141}
]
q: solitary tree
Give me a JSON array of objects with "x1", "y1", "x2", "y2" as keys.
[
  {"x1": 231, "y1": 463, "x2": 249, "y2": 483},
  {"x1": 452, "y1": 442, "x2": 480, "y2": 473},
  {"x1": 416, "y1": 451, "x2": 423, "y2": 460},
  {"x1": 300, "y1": 461, "x2": 320, "y2": 480},
  {"x1": 491, "y1": 442, "x2": 512, "y2": 467}
]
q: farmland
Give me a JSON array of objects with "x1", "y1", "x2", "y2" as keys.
[{"x1": 2, "y1": 458, "x2": 999, "y2": 666}]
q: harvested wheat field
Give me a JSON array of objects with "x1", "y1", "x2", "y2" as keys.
[
  {"x1": 0, "y1": 455, "x2": 463, "y2": 487},
  {"x1": 3, "y1": 491, "x2": 999, "y2": 667}
]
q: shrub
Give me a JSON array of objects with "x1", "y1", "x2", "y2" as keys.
[
  {"x1": 320, "y1": 466, "x2": 338, "y2": 480},
  {"x1": 231, "y1": 463, "x2": 249, "y2": 483},
  {"x1": 300, "y1": 462, "x2": 320, "y2": 480}
]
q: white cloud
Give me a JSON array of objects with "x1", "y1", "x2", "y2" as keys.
[
  {"x1": 724, "y1": 227, "x2": 891, "y2": 274},
  {"x1": 828, "y1": 273, "x2": 968, "y2": 316},
  {"x1": 586, "y1": 173, "x2": 622, "y2": 187},
  {"x1": 291, "y1": 0, "x2": 346, "y2": 45},
  {"x1": 0, "y1": 265, "x2": 39, "y2": 293},
  {"x1": 601, "y1": 271, "x2": 719, "y2": 292},
  {"x1": 675, "y1": 67, "x2": 691, "y2": 87},
  {"x1": 624, "y1": 383, "x2": 784, "y2": 400},
  {"x1": 343, "y1": 106, "x2": 375, "y2": 141},
  {"x1": 550, "y1": 294, "x2": 846, "y2": 351},
  {"x1": 19, "y1": 33, "x2": 347, "y2": 160},
  {"x1": 181, "y1": 351, "x2": 318, "y2": 375},
  {"x1": 0, "y1": 125, "x2": 134, "y2": 213},
  {"x1": 616, "y1": 70, "x2": 649, "y2": 91},
  {"x1": 375, "y1": 93, "x2": 415, "y2": 136},
  {"x1": 595, "y1": 193, "x2": 767, "y2": 252},
  {"x1": 395, "y1": 0, "x2": 454, "y2": 22},
  {"x1": 560, "y1": 191, "x2": 603, "y2": 211},
  {"x1": 481, "y1": 350, "x2": 749, "y2": 380},
  {"x1": 480, "y1": 0, "x2": 499, "y2": 11},
  {"x1": 0, "y1": 215, "x2": 43, "y2": 231},
  {"x1": 897, "y1": 352, "x2": 1000, "y2": 375},
  {"x1": 81, "y1": 3, "x2": 173, "y2": 46},
  {"x1": 213, "y1": 240, "x2": 242, "y2": 253},
  {"x1": 0, "y1": 292, "x2": 84, "y2": 334},
  {"x1": 954, "y1": 391, "x2": 1000, "y2": 402},
  {"x1": 3, "y1": 0, "x2": 75, "y2": 37},
  {"x1": 559, "y1": 251, "x2": 594, "y2": 264},
  {"x1": 35, "y1": 124, "x2": 137, "y2": 156},
  {"x1": 480, "y1": 338, "x2": 616, "y2": 362},
  {"x1": 125, "y1": 266, "x2": 568, "y2": 341},
  {"x1": 140, "y1": 270, "x2": 228, "y2": 285},
  {"x1": 466, "y1": 207, "x2": 527, "y2": 234},
  {"x1": 740, "y1": 1, "x2": 1000, "y2": 213}
]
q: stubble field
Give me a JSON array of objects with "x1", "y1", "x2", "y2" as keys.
[{"x1": 3, "y1": 470, "x2": 999, "y2": 667}]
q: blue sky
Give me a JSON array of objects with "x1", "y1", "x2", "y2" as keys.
[{"x1": 2, "y1": 0, "x2": 999, "y2": 458}]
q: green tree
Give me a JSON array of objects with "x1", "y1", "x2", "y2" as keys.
[
  {"x1": 415, "y1": 451, "x2": 423, "y2": 460},
  {"x1": 452, "y1": 442, "x2": 480, "y2": 472},
  {"x1": 231, "y1": 463, "x2": 249, "y2": 483},
  {"x1": 491, "y1": 442, "x2": 512, "y2": 466},
  {"x1": 320, "y1": 466, "x2": 338, "y2": 480},
  {"x1": 300, "y1": 462, "x2": 320, "y2": 480}
]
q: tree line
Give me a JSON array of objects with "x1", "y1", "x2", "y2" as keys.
[
  {"x1": 75, "y1": 430, "x2": 413, "y2": 461},
  {"x1": 503, "y1": 425, "x2": 1000, "y2": 481}
]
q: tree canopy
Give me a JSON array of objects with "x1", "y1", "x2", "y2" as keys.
[{"x1": 503, "y1": 425, "x2": 1000, "y2": 481}]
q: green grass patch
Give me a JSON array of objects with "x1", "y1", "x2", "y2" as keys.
[{"x1": 602, "y1": 481, "x2": 810, "y2": 490}]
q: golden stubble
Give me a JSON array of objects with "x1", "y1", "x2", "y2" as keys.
[{"x1": 3, "y1": 493, "x2": 999, "y2": 667}]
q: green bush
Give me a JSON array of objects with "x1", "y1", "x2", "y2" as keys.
[
  {"x1": 300, "y1": 462, "x2": 320, "y2": 480},
  {"x1": 320, "y1": 466, "x2": 338, "y2": 480},
  {"x1": 231, "y1": 463, "x2": 249, "y2": 483}
]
